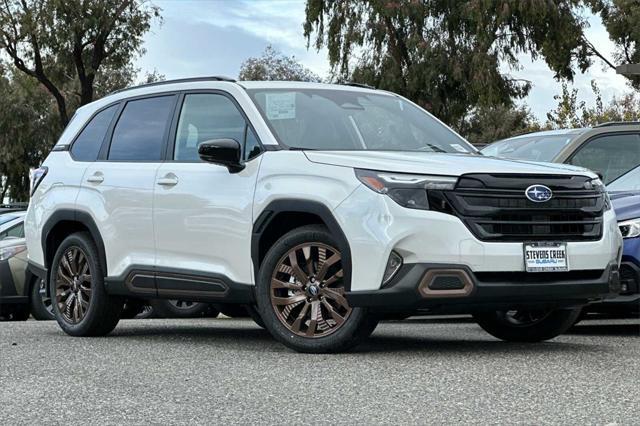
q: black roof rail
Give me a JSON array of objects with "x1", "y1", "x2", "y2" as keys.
[
  {"x1": 341, "y1": 82, "x2": 376, "y2": 90},
  {"x1": 594, "y1": 121, "x2": 640, "y2": 128},
  {"x1": 110, "y1": 76, "x2": 237, "y2": 95}
]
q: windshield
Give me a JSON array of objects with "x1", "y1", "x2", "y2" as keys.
[
  {"x1": 608, "y1": 165, "x2": 640, "y2": 192},
  {"x1": 246, "y1": 89, "x2": 475, "y2": 153},
  {"x1": 481, "y1": 135, "x2": 574, "y2": 162}
]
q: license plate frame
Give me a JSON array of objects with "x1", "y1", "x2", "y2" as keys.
[{"x1": 524, "y1": 242, "x2": 569, "y2": 273}]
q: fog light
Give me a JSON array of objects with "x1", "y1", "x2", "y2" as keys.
[{"x1": 382, "y1": 251, "x2": 403, "y2": 285}]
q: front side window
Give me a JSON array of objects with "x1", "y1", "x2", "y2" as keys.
[
  {"x1": 71, "y1": 104, "x2": 118, "y2": 161},
  {"x1": 247, "y1": 89, "x2": 475, "y2": 153},
  {"x1": 175, "y1": 94, "x2": 258, "y2": 161},
  {"x1": 568, "y1": 133, "x2": 640, "y2": 184},
  {"x1": 481, "y1": 135, "x2": 574, "y2": 162},
  {"x1": 108, "y1": 96, "x2": 176, "y2": 161}
]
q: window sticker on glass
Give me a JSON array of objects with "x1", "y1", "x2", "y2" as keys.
[
  {"x1": 450, "y1": 143, "x2": 469, "y2": 153},
  {"x1": 266, "y1": 92, "x2": 296, "y2": 120}
]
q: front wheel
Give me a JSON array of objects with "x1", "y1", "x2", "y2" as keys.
[
  {"x1": 473, "y1": 308, "x2": 582, "y2": 342},
  {"x1": 256, "y1": 225, "x2": 377, "y2": 353}
]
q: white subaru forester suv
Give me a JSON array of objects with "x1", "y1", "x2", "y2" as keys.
[{"x1": 26, "y1": 78, "x2": 623, "y2": 353}]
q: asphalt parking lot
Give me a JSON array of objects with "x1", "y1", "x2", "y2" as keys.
[{"x1": 1, "y1": 316, "x2": 638, "y2": 425}]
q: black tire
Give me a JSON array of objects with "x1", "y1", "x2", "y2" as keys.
[
  {"x1": 473, "y1": 308, "x2": 582, "y2": 342},
  {"x1": 256, "y1": 225, "x2": 377, "y2": 353},
  {"x1": 30, "y1": 278, "x2": 54, "y2": 320},
  {"x1": 149, "y1": 299, "x2": 216, "y2": 318},
  {"x1": 50, "y1": 232, "x2": 123, "y2": 336},
  {"x1": 245, "y1": 304, "x2": 266, "y2": 329}
]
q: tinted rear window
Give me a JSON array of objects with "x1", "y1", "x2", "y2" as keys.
[
  {"x1": 71, "y1": 104, "x2": 118, "y2": 161},
  {"x1": 108, "y1": 96, "x2": 176, "y2": 161}
]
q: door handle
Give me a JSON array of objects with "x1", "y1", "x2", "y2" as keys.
[
  {"x1": 86, "y1": 173, "x2": 104, "y2": 184},
  {"x1": 157, "y1": 174, "x2": 178, "y2": 187}
]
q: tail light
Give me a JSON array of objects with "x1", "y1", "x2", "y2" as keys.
[{"x1": 30, "y1": 166, "x2": 48, "y2": 196}]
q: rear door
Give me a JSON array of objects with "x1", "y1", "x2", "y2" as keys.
[
  {"x1": 152, "y1": 91, "x2": 263, "y2": 294},
  {"x1": 76, "y1": 94, "x2": 178, "y2": 284}
]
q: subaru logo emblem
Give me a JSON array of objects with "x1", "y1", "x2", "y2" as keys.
[{"x1": 525, "y1": 184, "x2": 553, "y2": 203}]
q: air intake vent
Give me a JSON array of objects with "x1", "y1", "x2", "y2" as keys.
[{"x1": 429, "y1": 275, "x2": 465, "y2": 290}]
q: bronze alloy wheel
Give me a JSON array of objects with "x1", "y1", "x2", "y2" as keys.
[
  {"x1": 55, "y1": 246, "x2": 93, "y2": 324},
  {"x1": 270, "y1": 242, "x2": 352, "y2": 338}
]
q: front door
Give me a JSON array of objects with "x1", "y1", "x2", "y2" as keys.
[{"x1": 153, "y1": 92, "x2": 263, "y2": 296}]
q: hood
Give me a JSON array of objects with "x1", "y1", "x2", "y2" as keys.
[
  {"x1": 304, "y1": 151, "x2": 595, "y2": 177},
  {"x1": 610, "y1": 191, "x2": 640, "y2": 222}
]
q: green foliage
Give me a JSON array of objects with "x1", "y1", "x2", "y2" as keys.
[
  {"x1": 461, "y1": 105, "x2": 541, "y2": 145},
  {"x1": 0, "y1": 0, "x2": 161, "y2": 127},
  {"x1": 594, "y1": 0, "x2": 640, "y2": 88},
  {"x1": 239, "y1": 45, "x2": 321, "y2": 82},
  {"x1": 0, "y1": 65, "x2": 55, "y2": 201},
  {"x1": 304, "y1": 0, "x2": 598, "y2": 127},
  {"x1": 546, "y1": 80, "x2": 640, "y2": 128}
]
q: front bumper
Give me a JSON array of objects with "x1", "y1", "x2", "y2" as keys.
[
  {"x1": 346, "y1": 262, "x2": 620, "y2": 314},
  {"x1": 335, "y1": 185, "x2": 623, "y2": 292}
]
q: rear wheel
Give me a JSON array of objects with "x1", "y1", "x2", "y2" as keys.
[
  {"x1": 473, "y1": 308, "x2": 582, "y2": 342},
  {"x1": 50, "y1": 232, "x2": 123, "y2": 336},
  {"x1": 30, "y1": 279, "x2": 54, "y2": 320},
  {"x1": 256, "y1": 225, "x2": 377, "y2": 353}
]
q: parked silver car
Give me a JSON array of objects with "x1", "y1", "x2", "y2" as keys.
[{"x1": 0, "y1": 211, "x2": 53, "y2": 320}]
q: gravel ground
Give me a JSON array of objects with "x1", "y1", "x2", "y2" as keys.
[{"x1": 0, "y1": 316, "x2": 638, "y2": 425}]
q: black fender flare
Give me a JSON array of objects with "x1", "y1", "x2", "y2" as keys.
[
  {"x1": 41, "y1": 209, "x2": 108, "y2": 274},
  {"x1": 251, "y1": 199, "x2": 352, "y2": 291}
]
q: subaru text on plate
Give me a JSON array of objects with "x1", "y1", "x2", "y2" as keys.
[{"x1": 25, "y1": 78, "x2": 623, "y2": 353}]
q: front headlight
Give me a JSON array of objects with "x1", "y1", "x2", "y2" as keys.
[
  {"x1": 0, "y1": 244, "x2": 27, "y2": 261},
  {"x1": 619, "y1": 218, "x2": 640, "y2": 239},
  {"x1": 355, "y1": 169, "x2": 457, "y2": 210}
]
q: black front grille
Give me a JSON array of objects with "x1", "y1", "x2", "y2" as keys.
[{"x1": 442, "y1": 174, "x2": 606, "y2": 242}]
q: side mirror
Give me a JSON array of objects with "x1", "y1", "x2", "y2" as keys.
[{"x1": 198, "y1": 139, "x2": 245, "y2": 173}]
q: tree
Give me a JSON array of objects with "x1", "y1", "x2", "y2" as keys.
[
  {"x1": 462, "y1": 105, "x2": 541, "y2": 145},
  {"x1": 303, "y1": 1, "x2": 603, "y2": 128},
  {"x1": 0, "y1": 64, "x2": 54, "y2": 201},
  {"x1": 546, "y1": 81, "x2": 640, "y2": 128},
  {"x1": 0, "y1": 0, "x2": 160, "y2": 128},
  {"x1": 591, "y1": 0, "x2": 640, "y2": 89},
  {"x1": 239, "y1": 45, "x2": 321, "y2": 82}
]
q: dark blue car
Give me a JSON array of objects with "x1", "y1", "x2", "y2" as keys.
[{"x1": 607, "y1": 191, "x2": 640, "y2": 313}]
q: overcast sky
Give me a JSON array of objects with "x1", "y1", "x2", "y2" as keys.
[{"x1": 136, "y1": 0, "x2": 631, "y2": 123}]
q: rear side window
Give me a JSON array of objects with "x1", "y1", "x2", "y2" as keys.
[
  {"x1": 108, "y1": 96, "x2": 176, "y2": 161},
  {"x1": 71, "y1": 105, "x2": 118, "y2": 161},
  {"x1": 568, "y1": 133, "x2": 640, "y2": 184},
  {"x1": 174, "y1": 94, "x2": 259, "y2": 161}
]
